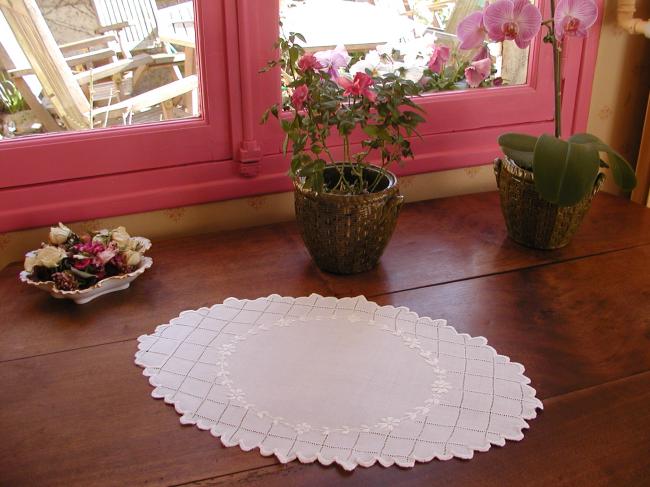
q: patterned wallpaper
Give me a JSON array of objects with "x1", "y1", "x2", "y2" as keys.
[{"x1": 586, "y1": 0, "x2": 650, "y2": 194}]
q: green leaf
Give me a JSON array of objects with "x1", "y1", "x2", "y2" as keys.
[
  {"x1": 282, "y1": 134, "x2": 289, "y2": 156},
  {"x1": 290, "y1": 155, "x2": 302, "y2": 176},
  {"x1": 533, "y1": 134, "x2": 601, "y2": 206},
  {"x1": 362, "y1": 125, "x2": 381, "y2": 136},
  {"x1": 402, "y1": 111, "x2": 426, "y2": 124},
  {"x1": 568, "y1": 133, "x2": 637, "y2": 191},
  {"x1": 498, "y1": 133, "x2": 538, "y2": 170},
  {"x1": 260, "y1": 108, "x2": 270, "y2": 124},
  {"x1": 70, "y1": 267, "x2": 95, "y2": 279}
]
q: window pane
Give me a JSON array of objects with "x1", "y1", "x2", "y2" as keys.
[
  {"x1": 0, "y1": 0, "x2": 199, "y2": 141},
  {"x1": 280, "y1": 0, "x2": 531, "y2": 93}
]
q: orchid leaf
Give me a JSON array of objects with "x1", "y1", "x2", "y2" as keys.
[
  {"x1": 568, "y1": 133, "x2": 637, "y2": 191},
  {"x1": 533, "y1": 134, "x2": 601, "y2": 207},
  {"x1": 498, "y1": 133, "x2": 538, "y2": 170}
]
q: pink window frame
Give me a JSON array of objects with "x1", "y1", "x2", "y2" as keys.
[{"x1": 0, "y1": 0, "x2": 603, "y2": 232}]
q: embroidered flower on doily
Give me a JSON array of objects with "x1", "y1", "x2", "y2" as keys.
[
  {"x1": 431, "y1": 379, "x2": 452, "y2": 395},
  {"x1": 404, "y1": 337, "x2": 421, "y2": 349},
  {"x1": 414, "y1": 405, "x2": 431, "y2": 415},
  {"x1": 376, "y1": 417, "x2": 400, "y2": 431},
  {"x1": 228, "y1": 388, "x2": 246, "y2": 402},
  {"x1": 295, "y1": 422, "x2": 312, "y2": 434},
  {"x1": 219, "y1": 343, "x2": 236, "y2": 355},
  {"x1": 420, "y1": 350, "x2": 433, "y2": 359}
]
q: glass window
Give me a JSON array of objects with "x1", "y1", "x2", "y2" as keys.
[
  {"x1": 279, "y1": 0, "x2": 531, "y2": 95},
  {"x1": 0, "y1": 0, "x2": 199, "y2": 140}
]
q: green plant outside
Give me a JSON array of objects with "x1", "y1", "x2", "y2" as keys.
[{"x1": 0, "y1": 74, "x2": 27, "y2": 114}]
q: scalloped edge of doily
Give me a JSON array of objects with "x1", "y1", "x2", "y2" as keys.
[{"x1": 135, "y1": 293, "x2": 544, "y2": 471}]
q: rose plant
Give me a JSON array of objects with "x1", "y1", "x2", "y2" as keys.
[
  {"x1": 24, "y1": 223, "x2": 149, "y2": 291},
  {"x1": 261, "y1": 26, "x2": 512, "y2": 194},
  {"x1": 262, "y1": 32, "x2": 429, "y2": 194},
  {"x1": 456, "y1": 0, "x2": 636, "y2": 205}
]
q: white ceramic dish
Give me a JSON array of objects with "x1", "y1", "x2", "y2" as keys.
[{"x1": 19, "y1": 238, "x2": 153, "y2": 304}]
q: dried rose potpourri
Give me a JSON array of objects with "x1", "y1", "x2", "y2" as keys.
[{"x1": 24, "y1": 223, "x2": 148, "y2": 291}]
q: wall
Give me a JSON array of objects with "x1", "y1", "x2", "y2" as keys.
[
  {"x1": 587, "y1": 0, "x2": 650, "y2": 194},
  {"x1": 2, "y1": 0, "x2": 649, "y2": 270}
]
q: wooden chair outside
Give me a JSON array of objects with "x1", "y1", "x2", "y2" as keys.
[
  {"x1": 445, "y1": 0, "x2": 482, "y2": 34},
  {"x1": 92, "y1": 0, "x2": 160, "y2": 52},
  {"x1": 0, "y1": 0, "x2": 198, "y2": 131}
]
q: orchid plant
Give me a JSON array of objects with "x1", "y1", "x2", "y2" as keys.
[{"x1": 457, "y1": 0, "x2": 636, "y2": 205}]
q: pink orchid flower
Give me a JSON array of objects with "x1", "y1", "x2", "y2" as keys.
[
  {"x1": 291, "y1": 84, "x2": 309, "y2": 111},
  {"x1": 427, "y1": 45, "x2": 451, "y2": 74},
  {"x1": 484, "y1": 0, "x2": 542, "y2": 49},
  {"x1": 464, "y1": 57, "x2": 492, "y2": 88},
  {"x1": 337, "y1": 72, "x2": 377, "y2": 102},
  {"x1": 297, "y1": 53, "x2": 322, "y2": 72},
  {"x1": 456, "y1": 10, "x2": 488, "y2": 50},
  {"x1": 554, "y1": 0, "x2": 598, "y2": 41},
  {"x1": 314, "y1": 44, "x2": 351, "y2": 77}
]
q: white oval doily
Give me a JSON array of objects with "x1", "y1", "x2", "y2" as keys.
[{"x1": 135, "y1": 294, "x2": 542, "y2": 470}]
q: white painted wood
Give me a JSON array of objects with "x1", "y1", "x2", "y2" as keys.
[{"x1": 93, "y1": 0, "x2": 159, "y2": 51}]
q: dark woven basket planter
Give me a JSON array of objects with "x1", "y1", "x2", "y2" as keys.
[
  {"x1": 494, "y1": 157, "x2": 605, "y2": 250},
  {"x1": 294, "y1": 164, "x2": 404, "y2": 274}
]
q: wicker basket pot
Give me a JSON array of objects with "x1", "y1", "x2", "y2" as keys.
[
  {"x1": 294, "y1": 164, "x2": 404, "y2": 274},
  {"x1": 494, "y1": 157, "x2": 605, "y2": 250}
]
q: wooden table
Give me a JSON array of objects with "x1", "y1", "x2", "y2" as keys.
[{"x1": 1, "y1": 191, "x2": 649, "y2": 486}]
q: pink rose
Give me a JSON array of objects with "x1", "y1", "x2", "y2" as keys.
[
  {"x1": 297, "y1": 53, "x2": 322, "y2": 72},
  {"x1": 291, "y1": 84, "x2": 309, "y2": 111},
  {"x1": 337, "y1": 72, "x2": 377, "y2": 102}
]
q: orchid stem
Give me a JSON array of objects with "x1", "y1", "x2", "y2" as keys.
[{"x1": 549, "y1": 0, "x2": 562, "y2": 138}]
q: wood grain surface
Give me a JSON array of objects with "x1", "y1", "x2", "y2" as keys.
[{"x1": 1, "y1": 191, "x2": 649, "y2": 486}]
